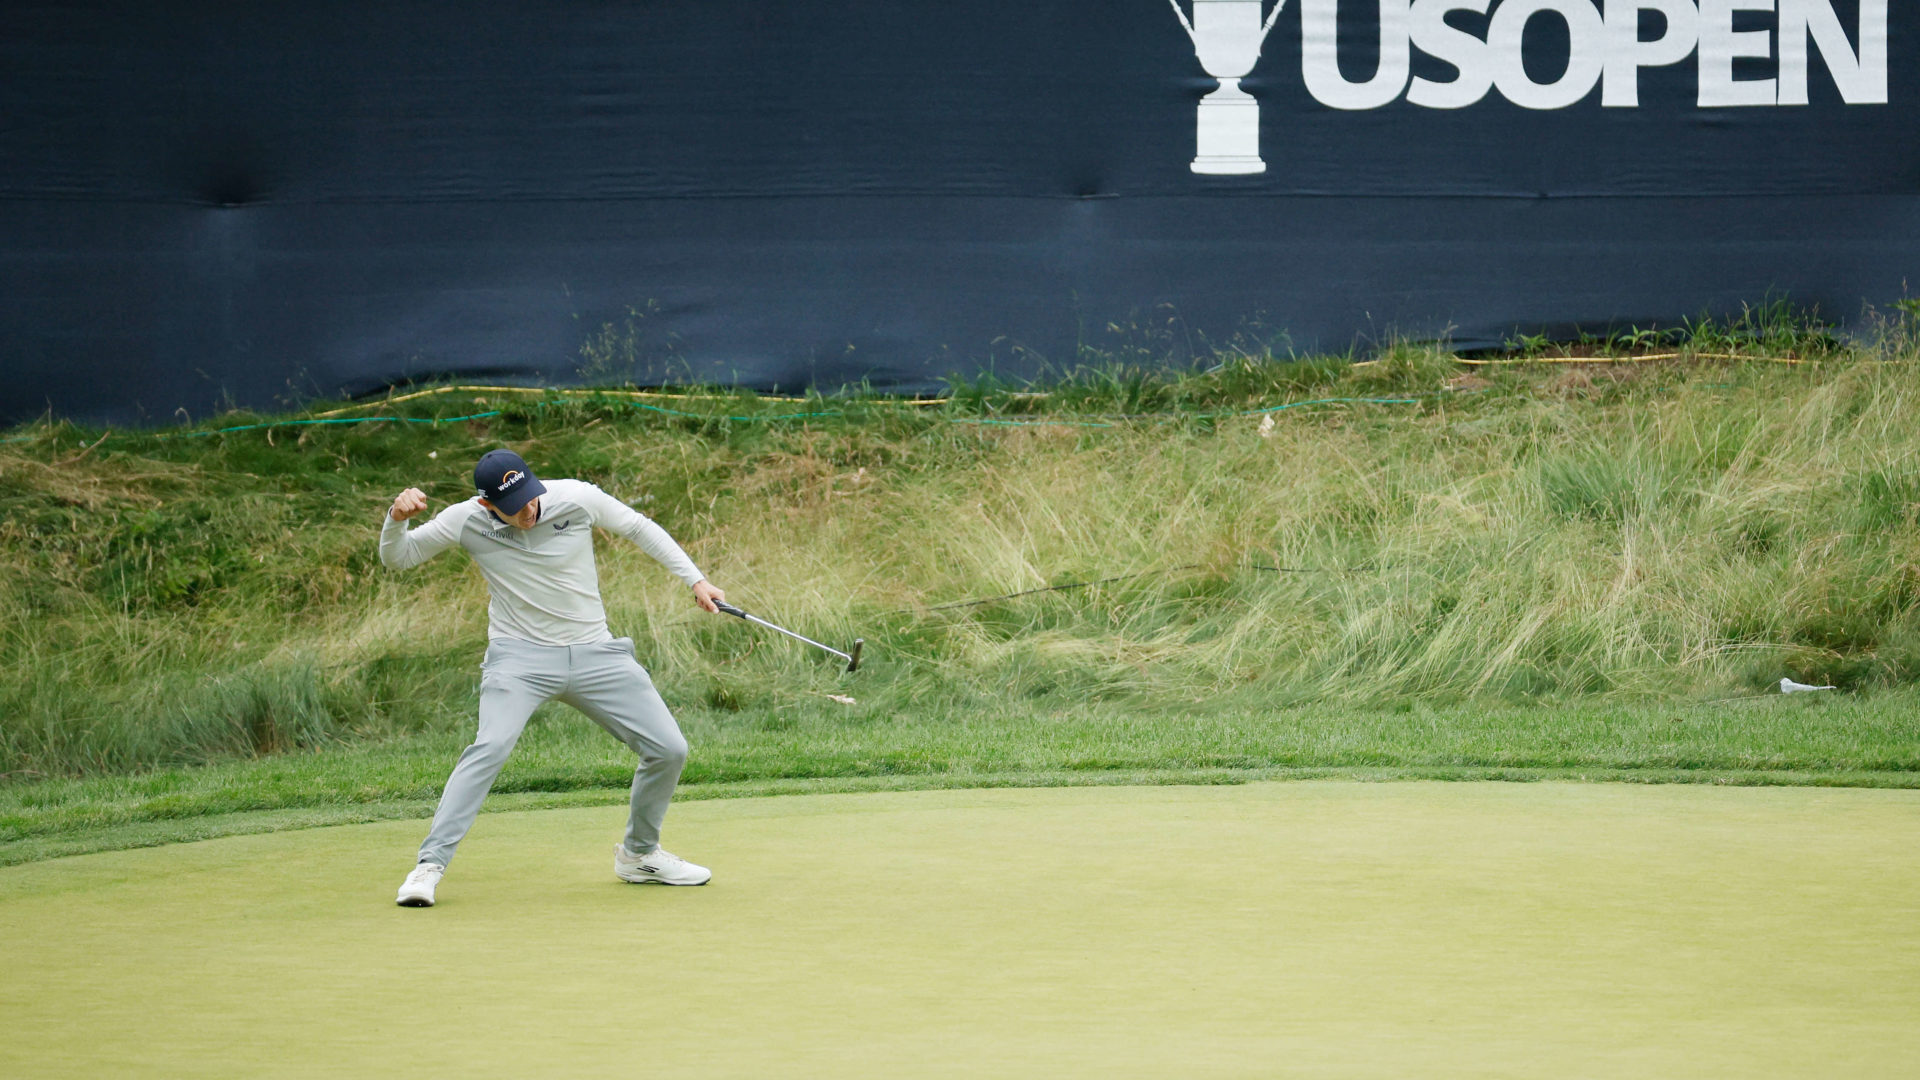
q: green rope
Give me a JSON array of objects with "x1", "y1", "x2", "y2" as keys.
[
  {"x1": 2, "y1": 390, "x2": 1441, "y2": 447},
  {"x1": 1234, "y1": 395, "x2": 1426, "y2": 416},
  {"x1": 947, "y1": 417, "x2": 1115, "y2": 429},
  {"x1": 154, "y1": 410, "x2": 506, "y2": 439},
  {"x1": 0, "y1": 410, "x2": 505, "y2": 445}
]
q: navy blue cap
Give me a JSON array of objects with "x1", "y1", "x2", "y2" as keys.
[{"x1": 473, "y1": 449, "x2": 547, "y2": 515}]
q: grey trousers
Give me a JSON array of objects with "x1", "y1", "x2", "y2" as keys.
[{"x1": 417, "y1": 636, "x2": 688, "y2": 868}]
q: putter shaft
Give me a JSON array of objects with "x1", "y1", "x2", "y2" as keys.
[
  {"x1": 715, "y1": 601, "x2": 861, "y2": 671},
  {"x1": 738, "y1": 610, "x2": 851, "y2": 664}
]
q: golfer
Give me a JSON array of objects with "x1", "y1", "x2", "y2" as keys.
[{"x1": 383, "y1": 448, "x2": 723, "y2": 907}]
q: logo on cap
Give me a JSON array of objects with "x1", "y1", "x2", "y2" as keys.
[{"x1": 499, "y1": 470, "x2": 525, "y2": 491}]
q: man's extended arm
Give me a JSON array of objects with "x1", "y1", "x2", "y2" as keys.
[
  {"x1": 576, "y1": 484, "x2": 721, "y2": 608},
  {"x1": 379, "y1": 488, "x2": 467, "y2": 570}
]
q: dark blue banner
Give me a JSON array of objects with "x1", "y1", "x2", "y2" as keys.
[{"x1": 2, "y1": 1, "x2": 1912, "y2": 423}]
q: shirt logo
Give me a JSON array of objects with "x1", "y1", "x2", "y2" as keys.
[{"x1": 553, "y1": 519, "x2": 571, "y2": 531}]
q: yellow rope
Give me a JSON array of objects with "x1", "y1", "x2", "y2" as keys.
[
  {"x1": 306, "y1": 351, "x2": 1844, "y2": 420},
  {"x1": 1457, "y1": 352, "x2": 1813, "y2": 367},
  {"x1": 307, "y1": 383, "x2": 849, "y2": 418}
]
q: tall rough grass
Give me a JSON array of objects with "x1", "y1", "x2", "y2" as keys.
[{"x1": 6, "y1": 330, "x2": 1920, "y2": 776}]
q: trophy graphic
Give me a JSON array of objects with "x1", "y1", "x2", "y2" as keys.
[{"x1": 1167, "y1": 0, "x2": 1287, "y2": 175}]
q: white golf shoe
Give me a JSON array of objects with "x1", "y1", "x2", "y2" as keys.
[
  {"x1": 396, "y1": 863, "x2": 445, "y2": 907},
  {"x1": 615, "y1": 844, "x2": 711, "y2": 886}
]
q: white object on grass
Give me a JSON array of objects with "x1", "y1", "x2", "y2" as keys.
[{"x1": 1780, "y1": 678, "x2": 1837, "y2": 694}]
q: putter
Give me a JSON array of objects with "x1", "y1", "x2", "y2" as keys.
[{"x1": 714, "y1": 601, "x2": 863, "y2": 672}]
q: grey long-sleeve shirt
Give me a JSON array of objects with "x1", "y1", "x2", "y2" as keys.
[{"x1": 378, "y1": 478, "x2": 705, "y2": 646}]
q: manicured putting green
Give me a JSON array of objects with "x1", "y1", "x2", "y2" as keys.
[{"x1": 4, "y1": 782, "x2": 1918, "y2": 1078}]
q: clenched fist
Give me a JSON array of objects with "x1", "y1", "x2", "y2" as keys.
[{"x1": 389, "y1": 488, "x2": 429, "y2": 522}]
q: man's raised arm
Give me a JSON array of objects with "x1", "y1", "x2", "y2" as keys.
[{"x1": 379, "y1": 487, "x2": 465, "y2": 570}]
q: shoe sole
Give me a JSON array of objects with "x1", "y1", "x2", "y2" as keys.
[
  {"x1": 615, "y1": 873, "x2": 710, "y2": 886},
  {"x1": 396, "y1": 895, "x2": 435, "y2": 907}
]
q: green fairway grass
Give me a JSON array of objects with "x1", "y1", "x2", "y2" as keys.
[
  {"x1": 4, "y1": 691, "x2": 1917, "y2": 865},
  {"x1": 3, "y1": 782, "x2": 1917, "y2": 1078}
]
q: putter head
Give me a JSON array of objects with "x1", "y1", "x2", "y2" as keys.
[{"x1": 847, "y1": 639, "x2": 863, "y2": 673}]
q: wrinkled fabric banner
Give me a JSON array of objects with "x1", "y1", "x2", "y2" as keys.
[{"x1": 1, "y1": 1, "x2": 1912, "y2": 423}]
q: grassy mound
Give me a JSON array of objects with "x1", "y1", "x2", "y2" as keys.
[{"x1": 6, "y1": 324, "x2": 1920, "y2": 780}]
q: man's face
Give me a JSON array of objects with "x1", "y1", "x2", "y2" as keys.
[{"x1": 480, "y1": 496, "x2": 541, "y2": 529}]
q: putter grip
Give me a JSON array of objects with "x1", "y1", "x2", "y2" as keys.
[{"x1": 714, "y1": 601, "x2": 746, "y2": 618}]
